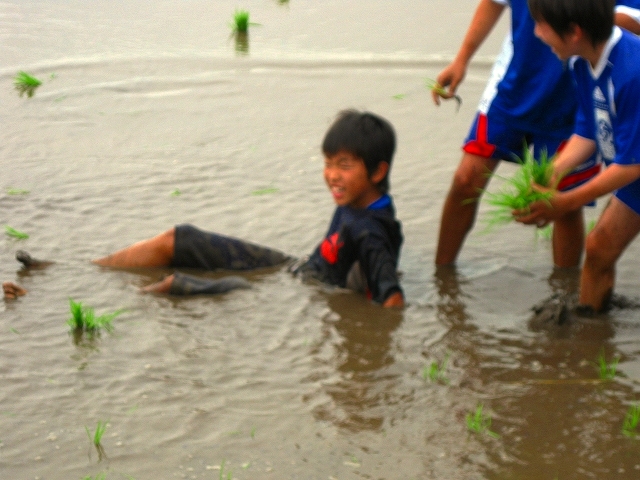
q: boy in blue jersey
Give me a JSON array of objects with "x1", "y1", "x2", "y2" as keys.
[
  {"x1": 515, "y1": 0, "x2": 640, "y2": 314},
  {"x1": 432, "y1": 0, "x2": 601, "y2": 268},
  {"x1": 90, "y1": 110, "x2": 405, "y2": 308}
]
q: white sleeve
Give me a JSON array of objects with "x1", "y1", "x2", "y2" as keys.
[
  {"x1": 616, "y1": 5, "x2": 640, "y2": 23},
  {"x1": 491, "y1": 0, "x2": 509, "y2": 5}
]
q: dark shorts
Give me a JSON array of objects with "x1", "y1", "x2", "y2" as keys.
[
  {"x1": 464, "y1": 112, "x2": 601, "y2": 201},
  {"x1": 171, "y1": 224, "x2": 291, "y2": 271}
]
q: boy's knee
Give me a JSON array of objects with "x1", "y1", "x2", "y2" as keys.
[{"x1": 584, "y1": 230, "x2": 616, "y2": 268}]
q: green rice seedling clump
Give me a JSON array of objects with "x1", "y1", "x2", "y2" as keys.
[
  {"x1": 594, "y1": 349, "x2": 619, "y2": 380},
  {"x1": 85, "y1": 420, "x2": 109, "y2": 461},
  {"x1": 5, "y1": 225, "x2": 29, "y2": 239},
  {"x1": 67, "y1": 299, "x2": 124, "y2": 333},
  {"x1": 481, "y1": 148, "x2": 556, "y2": 229},
  {"x1": 466, "y1": 402, "x2": 499, "y2": 438},
  {"x1": 232, "y1": 9, "x2": 251, "y2": 33},
  {"x1": 14, "y1": 71, "x2": 42, "y2": 97},
  {"x1": 623, "y1": 403, "x2": 640, "y2": 438},
  {"x1": 422, "y1": 353, "x2": 450, "y2": 383}
]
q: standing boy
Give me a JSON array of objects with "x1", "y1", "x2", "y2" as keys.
[
  {"x1": 89, "y1": 110, "x2": 405, "y2": 308},
  {"x1": 432, "y1": 0, "x2": 600, "y2": 268},
  {"x1": 515, "y1": 0, "x2": 640, "y2": 314}
]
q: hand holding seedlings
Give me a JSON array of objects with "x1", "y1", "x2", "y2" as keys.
[{"x1": 426, "y1": 77, "x2": 462, "y2": 111}]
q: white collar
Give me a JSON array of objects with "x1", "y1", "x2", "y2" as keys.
[{"x1": 589, "y1": 27, "x2": 622, "y2": 79}]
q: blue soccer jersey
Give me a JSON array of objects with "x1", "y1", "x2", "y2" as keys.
[
  {"x1": 616, "y1": 0, "x2": 640, "y2": 24},
  {"x1": 480, "y1": 0, "x2": 576, "y2": 133},
  {"x1": 571, "y1": 27, "x2": 640, "y2": 213}
]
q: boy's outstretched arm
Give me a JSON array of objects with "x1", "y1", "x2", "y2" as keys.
[
  {"x1": 432, "y1": 0, "x2": 506, "y2": 104},
  {"x1": 383, "y1": 291, "x2": 404, "y2": 308}
]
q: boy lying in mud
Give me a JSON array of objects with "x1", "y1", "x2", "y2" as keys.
[{"x1": 4, "y1": 110, "x2": 405, "y2": 308}]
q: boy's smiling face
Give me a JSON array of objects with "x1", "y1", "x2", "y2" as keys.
[{"x1": 324, "y1": 150, "x2": 387, "y2": 209}]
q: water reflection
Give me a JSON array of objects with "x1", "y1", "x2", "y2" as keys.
[
  {"x1": 310, "y1": 293, "x2": 403, "y2": 432},
  {"x1": 233, "y1": 32, "x2": 249, "y2": 55},
  {"x1": 433, "y1": 265, "x2": 472, "y2": 326}
]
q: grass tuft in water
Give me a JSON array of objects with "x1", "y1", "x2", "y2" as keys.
[
  {"x1": 230, "y1": 9, "x2": 260, "y2": 34},
  {"x1": 219, "y1": 459, "x2": 232, "y2": 480},
  {"x1": 422, "y1": 353, "x2": 450, "y2": 384},
  {"x1": 7, "y1": 188, "x2": 30, "y2": 195},
  {"x1": 622, "y1": 403, "x2": 640, "y2": 438},
  {"x1": 5, "y1": 225, "x2": 29, "y2": 239},
  {"x1": 466, "y1": 402, "x2": 499, "y2": 438},
  {"x1": 594, "y1": 349, "x2": 619, "y2": 380},
  {"x1": 85, "y1": 420, "x2": 109, "y2": 461},
  {"x1": 81, "y1": 474, "x2": 106, "y2": 480},
  {"x1": 478, "y1": 147, "x2": 556, "y2": 229},
  {"x1": 425, "y1": 78, "x2": 462, "y2": 111},
  {"x1": 67, "y1": 299, "x2": 124, "y2": 334},
  {"x1": 14, "y1": 71, "x2": 42, "y2": 97}
]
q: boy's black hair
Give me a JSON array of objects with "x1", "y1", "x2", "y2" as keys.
[
  {"x1": 528, "y1": 0, "x2": 614, "y2": 47},
  {"x1": 322, "y1": 110, "x2": 396, "y2": 194}
]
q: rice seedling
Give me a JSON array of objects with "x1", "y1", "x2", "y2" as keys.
[
  {"x1": 219, "y1": 459, "x2": 232, "y2": 480},
  {"x1": 6, "y1": 188, "x2": 29, "y2": 195},
  {"x1": 425, "y1": 78, "x2": 462, "y2": 111},
  {"x1": 14, "y1": 71, "x2": 42, "y2": 97},
  {"x1": 5, "y1": 225, "x2": 29, "y2": 239},
  {"x1": 422, "y1": 353, "x2": 450, "y2": 384},
  {"x1": 622, "y1": 403, "x2": 640, "y2": 438},
  {"x1": 392, "y1": 93, "x2": 406, "y2": 100},
  {"x1": 85, "y1": 420, "x2": 108, "y2": 461},
  {"x1": 81, "y1": 474, "x2": 106, "y2": 480},
  {"x1": 252, "y1": 186, "x2": 279, "y2": 195},
  {"x1": 67, "y1": 298, "x2": 125, "y2": 334},
  {"x1": 230, "y1": 9, "x2": 260, "y2": 34},
  {"x1": 478, "y1": 147, "x2": 556, "y2": 229},
  {"x1": 466, "y1": 402, "x2": 499, "y2": 439},
  {"x1": 594, "y1": 349, "x2": 619, "y2": 380},
  {"x1": 170, "y1": 188, "x2": 181, "y2": 196}
]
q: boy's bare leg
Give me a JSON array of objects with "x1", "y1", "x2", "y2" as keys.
[
  {"x1": 93, "y1": 228, "x2": 175, "y2": 268},
  {"x1": 142, "y1": 274, "x2": 174, "y2": 294},
  {"x1": 552, "y1": 208, "x2": 584, "y2": 268},
  {"x1": 435, "y1": 153, "x2": 499, "y2": 265},
  {"x1": 579, "y1": 198, "x2": 640, "y2": 312},
  {"x1": 3, "y1": 281, "x2": 27, "y2": 299}
]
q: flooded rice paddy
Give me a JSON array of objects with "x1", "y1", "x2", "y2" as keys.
[{"x1": 2, "y1": 1, "x2": 640, "y2": 479}]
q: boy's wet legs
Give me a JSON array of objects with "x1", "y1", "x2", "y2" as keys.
[
  {"x1": 435, "y1": 153, "x2": 499, "y2": 265},
  {"x1": 93, "y1": 228, "x2": 175, "y2": 268},
  {"x1": 579, "y1": 198, "x2": 640, "y2": 312},
  {"x1": 552, "y1": 207, "x2": 585, "y2": 268}
]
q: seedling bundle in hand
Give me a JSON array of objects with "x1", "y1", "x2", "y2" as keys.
[
  {"x1": 479, "y1": 148, "x2": 556, "y2": 229},
  {"x1": 426, "y1": 78, "x2": 462, "y2": 111}
]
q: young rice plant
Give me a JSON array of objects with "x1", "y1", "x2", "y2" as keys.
[
  {"x1": 5, "y1": 225, "x2": 29, "y2": 239},
  {"x1": 622, "y1": 403, "x2": 640, "y2": 438},
  {"x1": 14, "y1": 71, "x2": 42, "y2": 97},
  {"x1": 466, "y1": 402, "x2": 499, "y2": 439},
  {"x1": 230, "y1": 9, "x2": 259, "y2": 34},
  {"x1": 85, "y1": 420, "x2": 108, "y2": 461},
  {"x1": 422, "y1": 353, "x2": 450, "y2": 384},
  {"x1": 594, "y1": 349, "x2": 619, "y2": 380},
  {"x1": 67, "y1": 299, "x2": 124, "y2": 334}
]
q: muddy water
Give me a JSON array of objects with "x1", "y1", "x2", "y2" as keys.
[{"x1": 2, "y1": 1, "x2": 640, "y2": 479}]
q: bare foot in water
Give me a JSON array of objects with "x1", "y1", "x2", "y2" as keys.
[
  {"x1": 142, "y1": 275, "x2": 174, "y2": 294},
  {"x1": 16, "y1": 250, "x2": 54, "y2": 269},
  {"x1": 3, "y1": 281, "x2": 27, "y2": 299}
]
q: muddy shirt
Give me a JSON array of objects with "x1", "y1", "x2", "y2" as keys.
[{"x1": 296, "y1": 194, "x2": 403, "y2": 304}]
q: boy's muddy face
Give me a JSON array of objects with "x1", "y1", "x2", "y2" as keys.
[{"x1": 323, "y1": 151, "x2": 382, "y2": 209}]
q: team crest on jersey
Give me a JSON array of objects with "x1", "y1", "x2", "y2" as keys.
[{"x1": 593, "y1": 86, "x2": 615, "y2": 162}]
